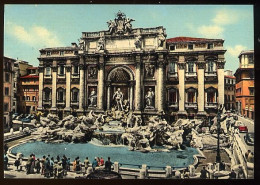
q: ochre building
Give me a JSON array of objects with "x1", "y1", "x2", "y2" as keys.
[
  {"x1": 37, "y1": 11, "x2": 226, "y2": 120},
  {"x1": 235, "y1": 50, "x2": 254, "y2": 119}
]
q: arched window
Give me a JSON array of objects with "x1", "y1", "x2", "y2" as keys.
[
  {"x1": 168, "y1": 61, "x2": 177, "y2": 73},
  {"x1": 205, "y1": 58, "x2": 216, "y2": 73},
  {"x1": 71, "y1": 88, "x2": 79, "y2": 102},
  {"x1": 206, "y1": 87, "x2": 217, "y2": 103},
  {"x1": 186, "y1": 88, "x2": 197, "y2": 103},
  {"x1": 45, "y1": 67, "x2": 51, "y2": 76}
]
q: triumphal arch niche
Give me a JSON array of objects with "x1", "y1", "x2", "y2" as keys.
[{"x1": 80, "y1": 11, "x2": 167, "y2": 115}]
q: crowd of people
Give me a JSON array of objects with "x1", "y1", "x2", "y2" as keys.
[{"x1": 12, "y1": 153, "x2": 113, "y2": 179}]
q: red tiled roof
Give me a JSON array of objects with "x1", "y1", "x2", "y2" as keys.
[
  {"x1": 20, "y1": 75, "x2": 39, "y2": 79},
  {"x1": 225, "y1": 75, "x2": 236, "y2": 79},
  {"x1": 27, "y1": 67, "x2": 38, "y2": 69}
]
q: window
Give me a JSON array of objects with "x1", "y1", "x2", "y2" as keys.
[
  {"x1": 23, "y1": 96, "x2": 25, "y2": 100},
  {"x1": 5, "y1": 87, "x2": 9, "y2": 96},
  {"x1": 32, "y1": 96, "x2": 36, "y2": 101},
  {"x1": 169, "y1": 45, "x2": 175, "y2": 50},
  {"x1": 4, "y1": 103, "x2": 9, "y2": 112},
  {"x1": 74, "y1": 66, "x2": 79, "y2": 74},
  {"x1": 169, "y1": 62, "x2": 176, "y2": 73},
  {"x1": 57, "y1": 88, "x2": 65, "y2": 102},
  {"x1": 187, "y1": 92, "x2": 195, "y2": 103},
  {"x1": 5, "y1": 73, "x2": 10, "y2": 82},
  {"x1": 59, "y1": 66, "x2": 65, "y2": 75},
  {"x1": 207, "y1": 43, "x2": 213, "y2": 49},
  {"x1": 44, "y1": 88, "x2": 51, "y2": 101},
  {"x1": 188, "y1": 44, "x2": 193, "y2": 50},
  {"x1": 32, "y1": 106, "x2": 35, "y2": 111},
  {"x1": 249, "y1": 87, "x2": 254, "y2": 95},
  {"x1": 207, "y1": 61, "x2": 214, "y2": 72},
  {"x1": 168, "y1": 89, "x2": 177, "y2": 105},
  {"x1": 60, "y1": 51, "x2": 64, "y2": 56},
  {"x1": 188, "y1": 62, "x2": 194, "y2": 73},
  {"x1": 74, "y1": 51, "x2": 78, "y2": 55},
  {"x1": 248, "y1": 55, "x2": 254, "y2": 64},
  {"x1": 13, "y1": 102, "x2": 15, "y2": 106},
  {"x1": 47, "y1": 51, "x2": 51, "y2": 56},
  {"x1": 206, "y1": 88, "x2": 217, "y2": 103},
  {"x1": 45, "y1": 67, "x2": 51, "y2": 76},
  {"x1": 27, "y1": 96, "x2": 30, "y2": 101},
  {"x1": 71, "y1": 89, "x2": 79, "y2": 102}
]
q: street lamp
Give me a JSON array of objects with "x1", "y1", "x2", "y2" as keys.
[{"x1": 216, "y1": 104, "x2": 226, "y2": 163}]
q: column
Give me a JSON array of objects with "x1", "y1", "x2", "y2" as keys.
[
  {"x1": 78, "y1": 60, "x2": 85, "y2": 112},
  {"x1": 107, "y1": 84, "x2": 111, "y2": 110},
  {"x1": 197, "y1": 59, "x2": 206, "y2": 115},
  {"x1": 130, "y1": 83, "x2": 133, "y2": 111},
  {"x1": 64, "y1": 61, "x2": 71, "y2": 113},
  {"x1": 97, "y1": 56, "x2": 104, "y2": 111},
  {"x1": 134, "y1": 54, "x2": 141, "y2": 112},
  {"x1": 37, "y1": 66, "x2": 44, "y2": 111},
  {"x1": 157, "y1": 60, "x2": 164, "y2": 112},
  {"x1": 177, "y1": 56, "x2": 186, "y2": 115},
  {"x1": 50, "y1": 61, "x2": 57, "y2": 112},
  {"x1": 217, "y1": 59, "x2": 225, "y2": 105}
]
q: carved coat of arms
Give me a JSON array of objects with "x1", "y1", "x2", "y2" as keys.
[{"x1": 107, "y1": 11, "x2": 135, "y2": 35}]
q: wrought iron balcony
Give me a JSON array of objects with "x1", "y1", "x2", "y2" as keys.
[
  {"x1": 57, "y1": 100, "x2": 65, "y2": 105},
  {"x1": 71, "y1": 101, "x2": 79, "y2": 105},
  {"x1": 205, "y1": 102, "x2": 218, "y2": 109},
  {"x1": 185, "y1": 102, "x2": 198, "y2": 109},
  {"x1": 185, "y1": 72, "x2": 197, "y2": 77}
]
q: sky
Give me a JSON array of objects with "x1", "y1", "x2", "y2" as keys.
[{"x1": 4, "y1": 5, "x2": 253, "y2": 73}]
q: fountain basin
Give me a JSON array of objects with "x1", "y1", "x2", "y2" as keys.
[{"x1": 10, "y1": 141, "x2": 199, "y2": 169}]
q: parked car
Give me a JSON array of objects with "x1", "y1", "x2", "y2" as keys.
[
  {"x1": 234, "y1": 121, "x2": 248, "y2": 133},
  {"x1": 21, "y1": 118, "x2": 31, "y2": 123},
  {"x1": 244, "y1": 132, "x2": 254, "y2": 145}
]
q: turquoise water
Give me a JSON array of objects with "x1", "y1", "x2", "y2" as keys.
[{"x1": 11, "y1": 141, "x2": 198, "y2": 169}]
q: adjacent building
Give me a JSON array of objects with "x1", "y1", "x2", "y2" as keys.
[
  {"x1": 234, "y1": 50, "x2": 254, "y2": 119},
  {"x1": 18, "y1": 67, "x2": 39, "y2": 114},
  {"x1": 3, "y1": 56, "x2": 16, "y2": 127},
  {"x1": 224, "y1": 70, "x2": 236, "y2": 111},
  {"x1": 37, "y1": 11, "x2": 226, "y2": 120}
]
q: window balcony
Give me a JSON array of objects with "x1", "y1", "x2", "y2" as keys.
[
  {"x1": 205, "y1": 102, "x2": 218, "y2": 109},
  {"x1": 185, "y1": 102, "x2": 198, "y2": 109},
  {"x1": 168, "y1": 102, "x2": 178, "y2": 108},
  {"x1": 72, "y1": 73, "x2": 79, "y2": 78},
  {"x1": 57, "y1": 100, "x2": 65, "y2": 105},
  {"x1": 71, "y1": 101, "x2": 79, "y2": 106},
  {"x1": 205, "y1": 71, "x2": 217, "y2": 77},
  {"x1": 43, "y1": 100, "x2": 51, "y2": 105},
  {"x1": 185, "y1": 72, "x2": 197, "y2": 77}
]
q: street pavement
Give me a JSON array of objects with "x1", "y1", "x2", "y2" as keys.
[{"x1": 237, "y1": 115, "x2": 254, "y2": 152}]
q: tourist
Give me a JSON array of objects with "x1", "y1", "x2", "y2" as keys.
[
  {"x1": 4, "y1": 143, "x2": 8, "y2": 153},
  {"x1": 76, "y1": 156, "x2": 81, "y2": 173},
  {"x1": 245, "y1": 150, "x2": 251, "y2": 160},
  {"x1": 49, "y1": 157, "x2": 54, "y2": 177},
  {"x1": 30, "y1": 154, "x2": 36, "y2": 173},
  {"x1": 44, "y1": 157, "x2": 50, "y2": 178},
  {"x1": 97, "y1": 157, "x2": 101, "y2": 166},
  {"x1": 105, "y1": 157, "x2": 113, "y2": 171},
  {"x1": 247, "y1": 152, "x2": 254, "y2": 163},
  {"x1": 92, "y1": 158, "x2": 98, "y2": 171},
  {"x1": 229, "y1": 169, "x2": 237, "y2": 179},
  {"x1": 237, "y1": 165, "x2": 244, "y2": 179},
  {"x1": 57, "y1": 161, "x2": 64, "y2": 179},
  {"x1": 14, "y1": 157, "x2": 21, "y2": 171},
  {"x1": 84, "y1": 157, "x2": 90, "y2": 173},
  {"x1": 73, "y1": 158, "x2": 77, "y2": 171},
  {"x1": 220, "y1": 161, "x2": 226, "y2": 171},
  {"x1": 35, "y1": 158, "x2": 41, "y2": 173},
  {"x1": 200, "y1": 166, "x2": 208, "y2": 179},
  {"x1": 62, "y1": 155, "x2": 67, "y2": 176},
  {"x1": 53, "y1": 160, "x2": 58, "y2": 179},
  {"x1": 26, "y1": 154, "x2": 33, "y2": 174},
  {"x1": 56, "y1": 155, "x2": 60, "y2": 162},
  {"x1": 41, "y1": 156, "x2": 46, "y2": 175},
  {"x1": 66, "y1": 158, "x2": 71, "y2": 171},
  {"x1": 100, "y1": 157, "x2": 104, "y2": 166},
  {"x1": 4, "y1": 153, "x2": 8, "y2": 170}
]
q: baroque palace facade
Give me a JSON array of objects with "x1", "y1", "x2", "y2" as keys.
[{"x1": 37, "y1": 11, "x2": 226, "y2": 120}]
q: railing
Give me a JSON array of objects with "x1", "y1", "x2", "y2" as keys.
[
  {"x1": 185, "y1": 102, "x2": 198, "y2": 109},
  {"x1": 186, "y1": 72, "x2": 197, "y2": 77},
  {"x1": 168, "y1": 102, "x2": 178, "y2": 108},
  {"x1": 205, "y1": 71, "x2": 217, "y2": 76},
  {"x1": 205, "y1": 102, "x2": 218, "y2": 109},
  {"x1": 168, "y1": 72, "x2": 178, "y2": 77},
  {"x1": 43, "y1": 100, "x2": 51, "y2": 105}
]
